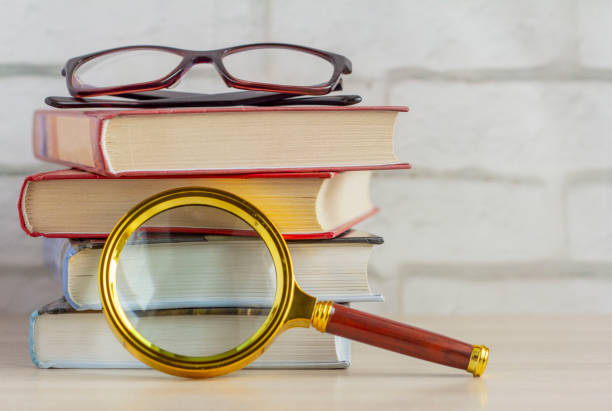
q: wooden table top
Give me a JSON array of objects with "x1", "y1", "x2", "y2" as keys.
[{"x1": 1, "y1": 313, "x2": 611, "y2": 410}]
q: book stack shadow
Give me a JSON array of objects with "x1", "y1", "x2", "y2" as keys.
[{"x1": 20, "y1": 106, "x2": 409, "y2": 369}]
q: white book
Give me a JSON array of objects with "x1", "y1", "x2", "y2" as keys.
[{"x1": 30, "y1": 298, "x2": 351, "y2": 369}]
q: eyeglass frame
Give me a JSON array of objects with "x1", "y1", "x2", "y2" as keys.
[{"x1": 62, "y1": 43, "x2": 353, "y2": 98}]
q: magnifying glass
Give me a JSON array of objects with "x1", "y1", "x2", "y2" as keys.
[{"x1": 99, "y1": 187, "x2": 489, "y2": 378}]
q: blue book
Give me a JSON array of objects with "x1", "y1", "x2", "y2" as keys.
[{"x1": 42, "y1": 231, "x2": 384, "y2": 311}]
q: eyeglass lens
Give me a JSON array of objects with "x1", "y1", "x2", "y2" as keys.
[{"x1": 73, "y1": 47, "x2": 336, "y2": 91}]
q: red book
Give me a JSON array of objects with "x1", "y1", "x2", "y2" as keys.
[
  {"x1": 33, "y1": 106, "x2": 408, "y2": 177},
  {"x1": 18, "y1": 166, "x2": 409, "y2": 239}
]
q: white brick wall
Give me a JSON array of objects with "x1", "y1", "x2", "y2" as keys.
[
  {"x1": 567, "y1": 176, "x2": 612, "y2": 261},
  {"x1": 576, "y1": 0, "x2": 612, "y2": 67},
  {"x1": 0, "y1": 1, "x2": 267, "y2": 63},
  {"x1": 360, "y1": 172, "x2": 564, "y2": 265},
  {"x1": 269, "y1": 1, "x2": 571, "y2": 72},
  {"x1": 391, "y1": 81, "x2": 612, "y2": 172},
  {"x1": 0, "y1": 1, "x2": 610, "y2": 314}
]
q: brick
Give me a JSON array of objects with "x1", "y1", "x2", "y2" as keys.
[
  {"x1": 341, "y1": 78, "x2": 387, "y2": 106},
  {"x1": 390, "y1": 81, "x2": 612, "y2": 173},
  {"x1": 400, "y1": 272, "x2": 612, "y2": 314},
  {"x1": 576, "y1": 0, "x2": 612, "y2": 67},
  {"x1": 1, "y1": 1, "x2": 266, "y2": 63},
  {"x1": 567, "y1": 179, "x2": 612, "y2": 261},
  {"x1": 357, "y1": 173, "x2": 563, "y2": 276},
  {"x1": 269, "y1": 0, "x2": 568, "y2": 75},
  {"x1": 0, "y1": 175, "x2": 44, "y2": 267},
  {"x1": 0, "y1": 268, "x2": 60, "y2": 314}
]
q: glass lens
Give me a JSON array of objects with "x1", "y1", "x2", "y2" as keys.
[
  {"x1": 115, "y1": 204, "x2": 277, "y2": 358},
  {"x1": 222, "y1": 47, "x2": 335, "y2": 87},
  {"x1": 74, "y1": 48, "x2": 183, "y2": 89}
]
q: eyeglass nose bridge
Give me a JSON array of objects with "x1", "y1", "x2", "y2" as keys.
[
  {"x1": 178, "y1": 52, "x2": 231, "y2": 88},
  {"x1": 191, "y1": 55, "x2": 214, "y2": 65}
]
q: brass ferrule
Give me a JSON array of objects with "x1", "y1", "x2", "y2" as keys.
[
  {"x1": 467, "y1": 345, "x2": 489, "y2": 377},
  {"x1": 311, "y1": 301, "x2": 334, "y2": 333}
]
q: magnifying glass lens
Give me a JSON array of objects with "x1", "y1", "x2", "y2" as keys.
[{"x1": 115, "y1": 204, "x2": 277, "y2": 358}]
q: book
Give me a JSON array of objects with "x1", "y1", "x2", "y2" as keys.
[
  {"x1": 18, "y1": 168, "x2": 411, "y2": 239},
  {"x1": 42, "y1": 230, "x2": 384, "y2": 311},
  {"x1": 33, "y1": 106, "x2": 408, "y2": 176},
  {"x1": 30, "y1": 298, "x2": 351, "y2": 369}
]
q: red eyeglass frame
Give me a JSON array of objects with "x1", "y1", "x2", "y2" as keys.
[{"x1": 62, "y1": 43, "x2": 353, "y2": 98}]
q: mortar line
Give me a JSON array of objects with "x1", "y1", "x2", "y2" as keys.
[
  {"x1": 372, "y1": 166, "x2": 547, "y2": 185},
  {"x1": 0, "y1": 64, "x2": 59, "y2": 77},
  {"x1": 396, "y1": 260, "x2": 612, "y2": 280},
  {"x1": 2, "y1": 61, "x2": 612, "y2": 82},
  {"x1": 386, "y1": 63, "x2": 612, "y2": 84}
]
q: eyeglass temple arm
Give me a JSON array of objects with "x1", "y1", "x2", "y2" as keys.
[
  {"x1": 114, "y1": 90, "x2": 333, "y2": 105},
  {"x1": 123, "y1": 85, "x2": 342, "y2": 99},
  {"x1": 312, "y1": 302, "x2": 489, "y2": 376},
  {"x1": 117, "y1": 77, "x2": 343, "y2": 100},
  {"x1": 44, "y1": 91, "x2": 361, "y2": 108}
]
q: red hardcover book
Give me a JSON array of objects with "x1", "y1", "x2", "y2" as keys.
[
  {"x1": 18, "y1": 166, "x2": 409, "y2": 239},
  {"x1": 33, "y1": 106, "x2": 408, "y2": 177}
]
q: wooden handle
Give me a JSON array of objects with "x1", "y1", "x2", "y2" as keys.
[{"x1": 313, "y1": 302, "x2": 488, "y2": 375}]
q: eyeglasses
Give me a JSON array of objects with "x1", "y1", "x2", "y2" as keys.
[{"x1": 62, "y1": 43, "x2": 353, "y2": 98}]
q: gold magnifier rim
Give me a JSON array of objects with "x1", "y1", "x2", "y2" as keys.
[{"x1": 99, "y1": 187, "x2": 295, "y2": 378}]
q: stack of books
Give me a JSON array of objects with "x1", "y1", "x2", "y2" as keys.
[{"x1": 20, "y1": 105, "x2": 409, "y2": 369}]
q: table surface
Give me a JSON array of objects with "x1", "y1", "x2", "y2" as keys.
[{"x1": 1, "y1": 313, "x2": 611, "y2": 411}]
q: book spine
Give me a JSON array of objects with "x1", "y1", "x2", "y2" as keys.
[
  {"x1": 17, "y1": 177, "x2": 35, "y2": 236},
  {"x1": 32, "y1": 111, "x2": 111, "y2": 176},
  {"x1": 61, "y1": 242, "x2": 82, "y2": 310},
  {"x1": 28, "y1": 310, "x2": 43, "y2": 368},
  {"x1": 41, "y1": 239, "x2": 85, "y2": 310}
]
